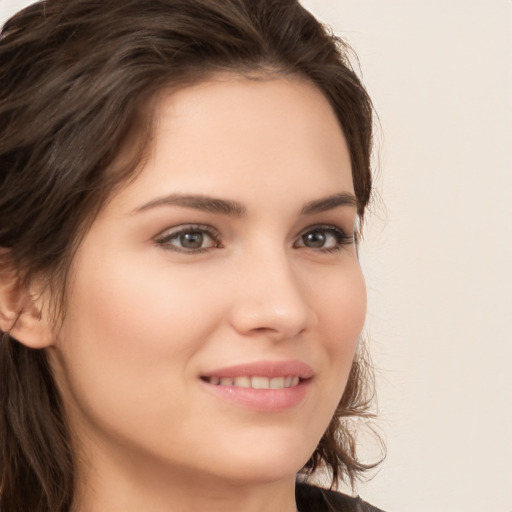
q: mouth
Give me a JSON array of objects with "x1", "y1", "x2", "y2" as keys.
[
  {"x1": 199, "y1": 360, "x2": 313, "y2": 412},
  {"x1": 201, "y1": 375, "x2": 302, "y2": 389}
]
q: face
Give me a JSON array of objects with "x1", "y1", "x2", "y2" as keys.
[{"x1": 48, "y1": 75, "x2": 366, "y2": 489}]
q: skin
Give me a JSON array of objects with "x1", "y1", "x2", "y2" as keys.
[{"x1": 43, "y1": 75, "x2": 367, "y2": 512}]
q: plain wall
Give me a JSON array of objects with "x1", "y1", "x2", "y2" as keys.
[{"x1": 1, "y1": 1, "x2": 511, "y2": 511}]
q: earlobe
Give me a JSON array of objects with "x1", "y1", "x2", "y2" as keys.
[{"x1": 0, "y1": 267, "x2": 54, "y2": 349}]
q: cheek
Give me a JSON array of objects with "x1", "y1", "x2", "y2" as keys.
[
  {"x1": 311, "y1": 263, "x2": 366, "y2": 416},
  {"x1": 66, "y1": 253, "x2": 220, "y2": 360},
  {"x1": 298, "y1": 264, "x2": 366, "y2": 452},
  {"x1": 316, "y1": 266, "x2": 367, "y2": 357},
  {"x1": 52, "y1": 251, "x2": 229, "y2": 452},
  {"x1": 54, "y1": 251, "x2": 224, "y2": 418}
]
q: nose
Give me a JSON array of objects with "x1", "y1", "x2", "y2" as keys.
[{"x1": 228, "y1": 248, "x2": 316, "y2": 341}]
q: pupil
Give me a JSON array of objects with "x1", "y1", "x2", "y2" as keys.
[
  {"x1": 304, "y1": 230, "x2": 325, "y2": 248},
  {"x1": 181, "y1": 232, "x2": 203, "y2": 249}
]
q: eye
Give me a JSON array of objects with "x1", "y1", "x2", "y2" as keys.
[
  {"x1": 155, "y1": 225, "x2": 221, "y2": 253},
  {"x1": 294, "y1": 225, "x2": 353, "y2": 252}
]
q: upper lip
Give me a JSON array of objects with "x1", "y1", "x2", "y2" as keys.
[{"x1": 200, "y1": 360, "x2": 314, "y2": 379}]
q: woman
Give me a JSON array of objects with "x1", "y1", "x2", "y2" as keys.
[{"x1": 0, "y1": 0, "x2": 383, "y2": 511}]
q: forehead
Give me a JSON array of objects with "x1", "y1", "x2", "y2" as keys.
[{"x1": 108, "y1": 75, "x2": 353, "y2": 215}]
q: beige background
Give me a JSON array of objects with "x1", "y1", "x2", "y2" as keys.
[{"x1": 2, "y1": 0, "x2": 512, "y2": 510}]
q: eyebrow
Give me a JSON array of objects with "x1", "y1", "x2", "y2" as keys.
[
  {"x1": 132, "y1": 194, "x2": 246, "y2": 217},
  {"x1": 132, "y1": 192, "x2": 358, "y2": 217},
  {"x1": 300, "y1": 192, "x2": 359, "y2": 215}
]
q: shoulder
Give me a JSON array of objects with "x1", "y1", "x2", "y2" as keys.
[{"x1": 296, "y1": 482, "x2": 386, "y2": 512}]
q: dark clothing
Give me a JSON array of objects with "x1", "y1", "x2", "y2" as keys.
[{"x1": 296, "y1": 483, "x2": 385, "y2": 512}]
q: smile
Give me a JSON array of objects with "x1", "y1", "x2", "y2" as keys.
[
  {"x1": 200, "y1": 360, "x2": 313, "y2": 412},
  {"x1": 202, "y1": 376, "x2": 301, "y2": 389}
]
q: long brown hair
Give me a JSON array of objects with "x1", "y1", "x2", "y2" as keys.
[{"x1": 0, "y1": 1, "x2": 377, "y2": 510}]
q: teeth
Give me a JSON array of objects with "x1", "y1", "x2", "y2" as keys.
[
  {"x1": 270, "y1": 377, "x2": 285, "y2": 389},
  {"x1": 206, "y1": 375, "x2": 301, "y2": 389},
  {"x1": 233, "y1": 376, "x2": 251, "y2": 388},
  {"x1": 251, "y1": 376, "x2": 269, "y2": 389}
]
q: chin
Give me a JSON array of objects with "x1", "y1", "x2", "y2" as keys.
[
  {"x1": 199, "y1": 432, "x2": 317, "y2": 485},
  {"x1": 210, "y1": 459, "x2": 303, "y2": 486}
]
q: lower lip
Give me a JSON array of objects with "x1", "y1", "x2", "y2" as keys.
[{"x1": 201, "y1": 379, "x2": 311, "y2": 412}]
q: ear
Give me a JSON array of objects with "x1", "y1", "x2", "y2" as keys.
[{"x1": 0, "y1": 261, "x2": 54, "y2": 349}]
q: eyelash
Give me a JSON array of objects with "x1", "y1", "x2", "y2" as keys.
[
  {"x1": 155, "y1": 224, "x2": 354, "y2": 254},
  {"x1": 155, "y1": 224, "x2": 221, "y2": 254},
  {"x1": 293, "y1": 225, "x2": 354, "y2": 253}
]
